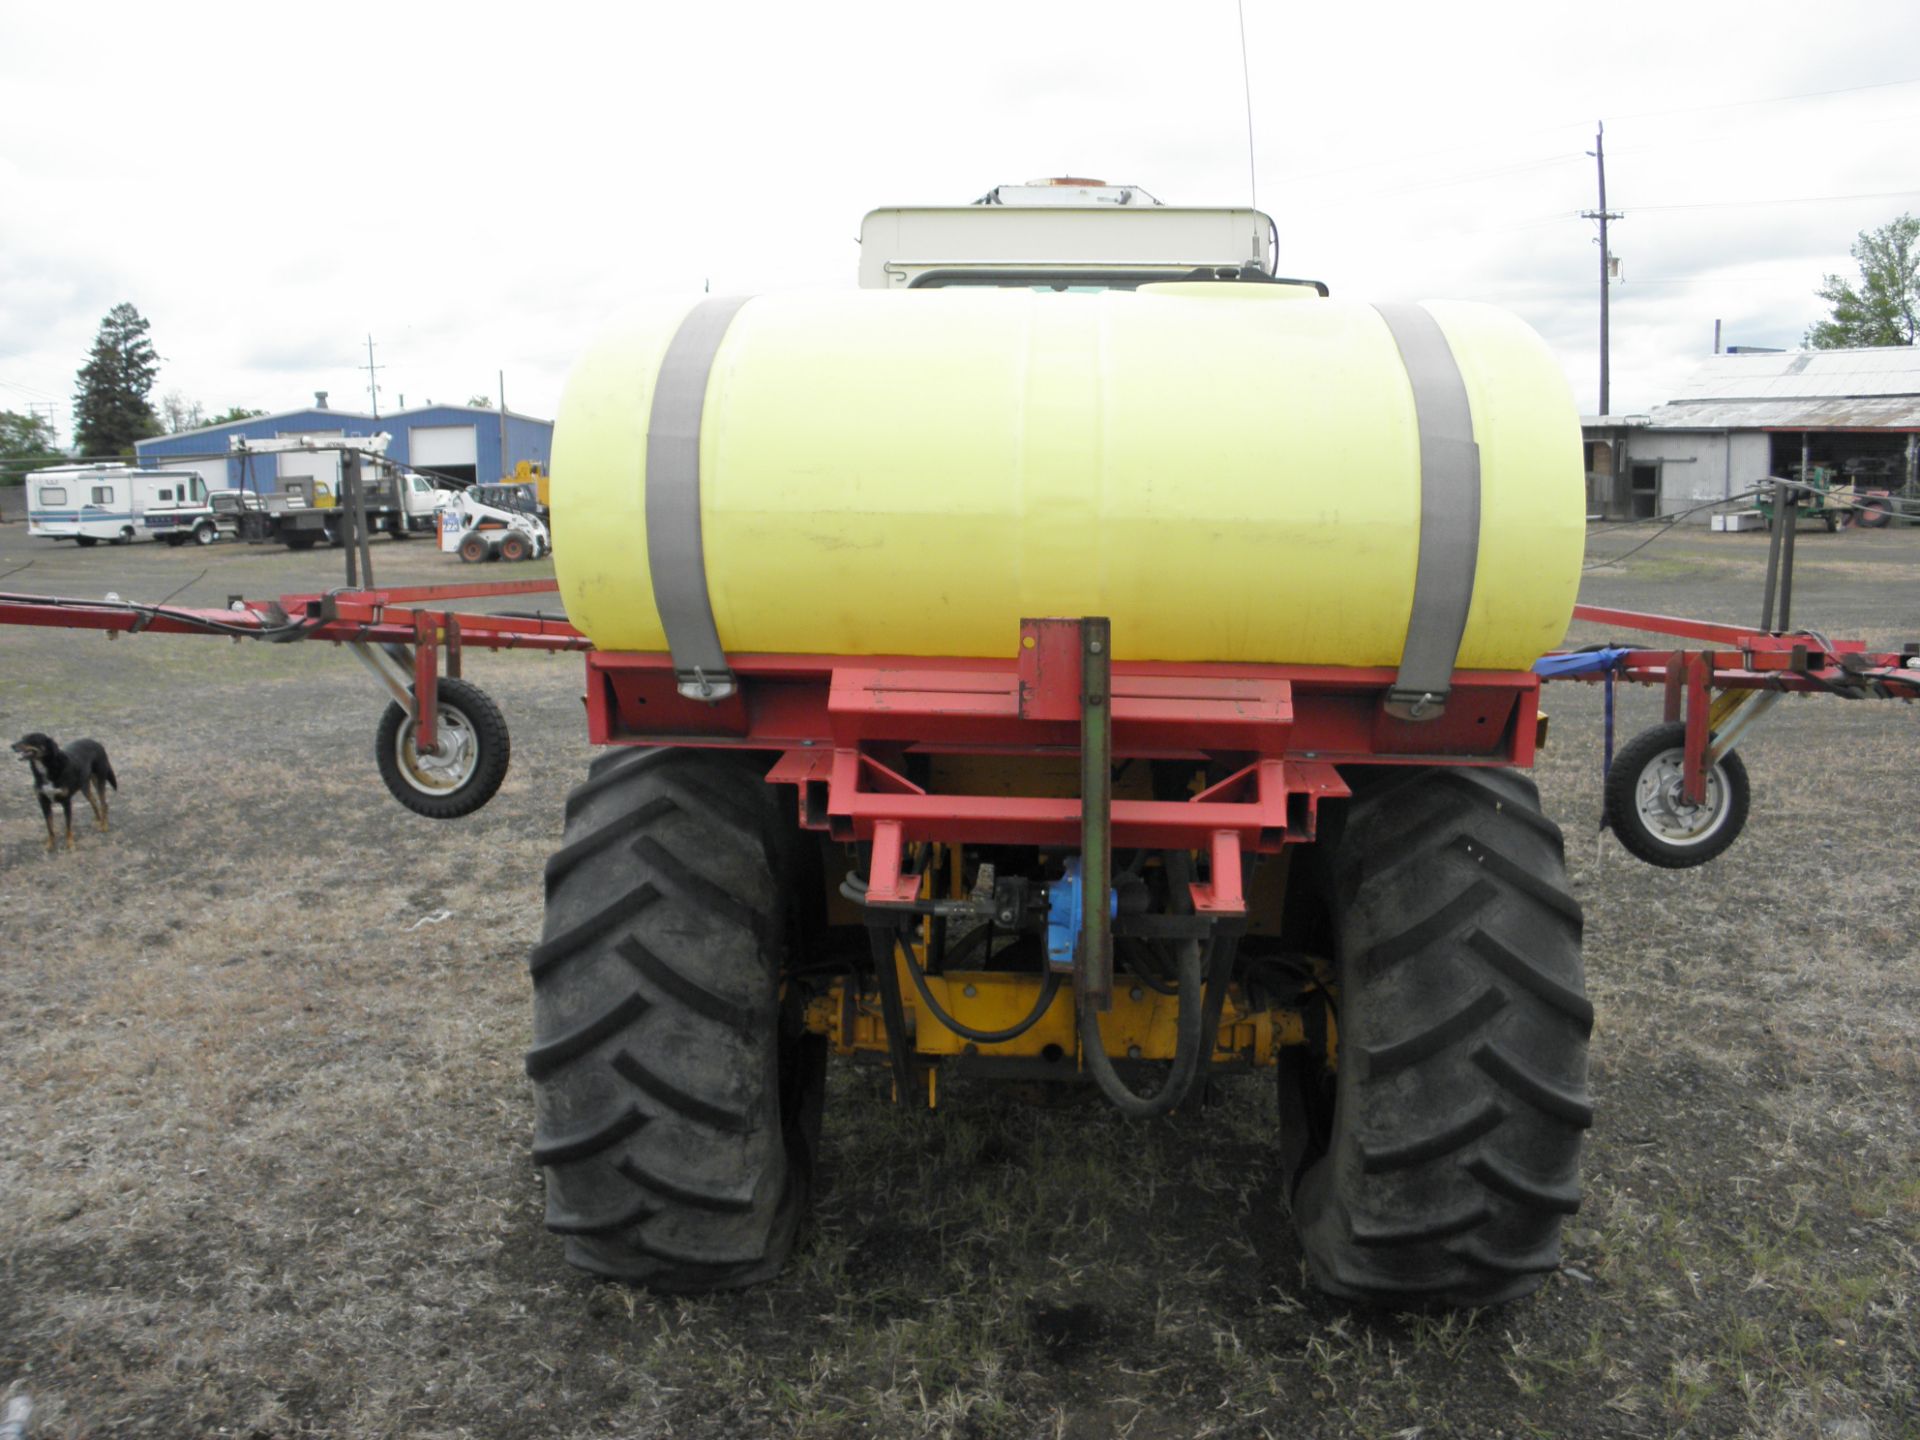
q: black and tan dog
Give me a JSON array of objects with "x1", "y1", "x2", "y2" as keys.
[{"x1": 13, "y1": 733, "x2": 117, "y2": 851}]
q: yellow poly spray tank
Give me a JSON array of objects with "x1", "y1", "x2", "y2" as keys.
[{"x1": 552, "y1": 284, "x2": 1583, "y2": 671}]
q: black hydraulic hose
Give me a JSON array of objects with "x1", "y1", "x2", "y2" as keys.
[
  {"x1": 893, "y1": 924, "x2": 1063, "y2": 1045},
  {"x1": 1077, "y1": 937, "x2": 1207, "y2": 1118},
  {"x1": 844, "y1": 873, "x2": 1062, "y2": 1046},
  {"x1": 1119, "y1": 937, "x2": 1179, "y2": 996}
]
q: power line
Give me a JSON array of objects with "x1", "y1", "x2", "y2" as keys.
[
  {"x1": 1272, "y1": 77, "x2": 1920, "y2": 189},
  {"x1": 1468, "y1": 185, "x2": 1920, "y2": 237},
  {"x1": 1629, "y1": 187, "x2": 1920, "y2": 213},
  {"x1": 1607, "y1": 74, "x2": 1920, "y2": 126},
  {"x1": 0, "y1": 376, "x2": 61, "y2": 402}
]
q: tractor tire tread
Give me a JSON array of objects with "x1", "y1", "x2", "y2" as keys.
[
  {"x1": 1290, "y1": 767, "x2": 1590, "y2": 1308},
  {"x1": 530, "y1": 749, "x2": 817, "y2": 1292}
]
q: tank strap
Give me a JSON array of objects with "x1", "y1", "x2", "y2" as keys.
[
  {"x1": 1373, "y1": 303, "x2": 1481, "y2": 721},
  {"x1": 647, "y1": 295, "x2": 752, "y2": 701}
]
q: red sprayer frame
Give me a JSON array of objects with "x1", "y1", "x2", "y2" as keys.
[{"x1": 3, "y1": 581, "x2": 1913, "y2": 904}]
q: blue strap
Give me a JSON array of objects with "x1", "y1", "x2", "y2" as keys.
[{"x1": 1533, "y1": 647, "x2": 1629, "y2": 679}]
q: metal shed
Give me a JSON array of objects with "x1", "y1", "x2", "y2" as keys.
[
  {"x1": 1583, "y1": 347, "x2": 1920, "y2": 520},
  {"x1": 136, "y1": 400, "x2": 552, "y2": 494}
]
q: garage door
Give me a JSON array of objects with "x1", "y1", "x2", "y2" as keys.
[{"x1": 410, "y1": 425, "x2": 478, "y2": 468}]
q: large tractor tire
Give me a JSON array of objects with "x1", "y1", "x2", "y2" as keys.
[
  {"x1": 1288, "y1": 768, "x2": 1591, "y2": 1308},
  {"x1": 528, "y1": 748, "x2": 825, "y2": 1291}
]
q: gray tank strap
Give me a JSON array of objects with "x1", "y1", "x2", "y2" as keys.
[
  {"x1": 646, "y1": 295, "x2": 752, "y2": 701},
  {"x1": 1372, "y1": 302, "x2": 1482, "y2": 721}
]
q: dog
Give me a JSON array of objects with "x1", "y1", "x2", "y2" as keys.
[{"x1": 12, "y1": 733, "x2": 117, "y2": 852}]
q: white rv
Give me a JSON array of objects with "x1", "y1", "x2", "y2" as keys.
[{"x1": 27, "y1": 465, "x2": 223, "y2": 547}]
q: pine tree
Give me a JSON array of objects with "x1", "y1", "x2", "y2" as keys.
[{"x1": 72, "y1": 303, "x2": 162, "y2": 456}]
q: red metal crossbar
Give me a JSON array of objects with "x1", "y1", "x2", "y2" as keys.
[{"x1": 8, "y1": 582, "x2": 1909, "y2": 889}]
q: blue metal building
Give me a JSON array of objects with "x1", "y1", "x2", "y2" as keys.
[{"x1": 135, "y1": 399, "x2": 552, "y2": 494}]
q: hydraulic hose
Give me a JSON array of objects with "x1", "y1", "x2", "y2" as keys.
[
  {"x1": 843, "y1": 873, "x2": 1063, "y2": 1046},
  {"x1": 1076, "y1": 937, "x2": 1208, "y2": 1118},
  {"x1": 895, "y1": 925, "x2": 1063, "y2": 1045}
]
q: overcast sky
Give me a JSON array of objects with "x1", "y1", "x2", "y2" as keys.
[{"x1": 3, "y1": 0, "x2": 1916, "y2": 440}]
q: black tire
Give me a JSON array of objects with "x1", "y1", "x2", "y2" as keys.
[
  {"x1": 1604, "y1": 721, "x2": 1750, "y2": 868},
  {"x1": 1822, "y1": 511, "x2": 1838, "y2": 533},
  {"x1": 1857, "y1": 495, "x2": 1893, "y2": 529},
  {"x1": 74, "y1": 536, "x2": 98, "y2": 548},
  {"x1": 163, "y1": 533, "x2": 186, "y2": 547},
  {"x1": 285, "y1": 534, "x2": 319, "y2": 551},
  {"x1": 1288, "y1": 768, "x2": 1591, "y2": 1308},
  {"x1": 194, "y1": 521, "x2": 218, "y2": 546},
  {"x1": 458, "y1": 533, "x2": 490, "y2": 564},
  {"x1": 374, "y1": 676, "x2": 510, "y2": 819},
  {"x1": 528, "y1": 747, "x2": 825, "y2": 1291}
]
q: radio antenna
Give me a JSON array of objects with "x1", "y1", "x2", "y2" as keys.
[{"x1": 1236, "y1": 0, "x2": 1258, "y2": 209}]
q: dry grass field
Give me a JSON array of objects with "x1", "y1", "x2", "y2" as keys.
[{"x1": 0, "y1": 520, "x2": 1916, "y2": 1439}]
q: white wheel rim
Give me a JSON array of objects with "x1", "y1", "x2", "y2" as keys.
[
  {"x1": 1632, "y1": 746, "x2": 1731, "y2": 847},
  {"x1": 394, "y1": 704, "x2": 478, "y2": 795}
]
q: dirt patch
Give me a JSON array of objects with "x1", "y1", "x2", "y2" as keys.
[{"x1": 1, "y1": 522, "x2": 1917, "y2": 1438}]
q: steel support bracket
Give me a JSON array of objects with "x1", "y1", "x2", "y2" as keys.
[{"x1": 1078, "y1": 617, "x2": 1113, "y2": 1011}]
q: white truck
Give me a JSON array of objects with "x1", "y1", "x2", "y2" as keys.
[
  {"x1": 26, "y1": 464, "x2": 224, "y2": 547},
  {"x1": 221, "y1": 436, "x2": 454, "y2": 550}
]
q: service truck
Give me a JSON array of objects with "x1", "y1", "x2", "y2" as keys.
[{"x1": 221, "y1": 436, "x2": 453, "y2": 549}]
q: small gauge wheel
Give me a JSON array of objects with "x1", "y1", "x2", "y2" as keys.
[
  {"x1": 1604, "y1": 720, "x2": 1750, "y2": 868},
  {"x1": 375, "y1": 678, "x2": 510, "y2": 819}
]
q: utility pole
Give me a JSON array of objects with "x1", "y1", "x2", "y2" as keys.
[
  {"x1": 28, "y1": 401, "x2": 60, "y2": 446},
  {"x1": 497, "y1": 370, "x2": 510, "y2": 479},
  {"x1": 361, "y1": 335, "x2": 384, "y2": 419},
  {"x1": 1581, "y1": 122, "x2": 1623, "y2": 415}
]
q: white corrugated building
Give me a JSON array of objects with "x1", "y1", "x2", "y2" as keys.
[{"x1": 1583, "y1": 347, "x2": 1920, "y2": 520}]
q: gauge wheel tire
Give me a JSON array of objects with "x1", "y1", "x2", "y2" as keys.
[
  {"x1": 1604, "y1": 721, "x2": 1750, "y2": 869},
  {"x1": 499, "y1": 532, "x2": 531, "y2": 563},
  {"x1": 528, "y1": 747, "x2": 827, "y2": 1292},
  {"x1": 1286, "y1": 767, "x2": 1591, "y2": 1309},
  {"x1": 458, "y1": 533, "x2": 491, "y2": 564},
  {"x1": 193, "y1": 522, "x2": 218, "y2": 546},
  {"x1": 373, "y1": 677, "x2": 511, "y2": 819}
]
